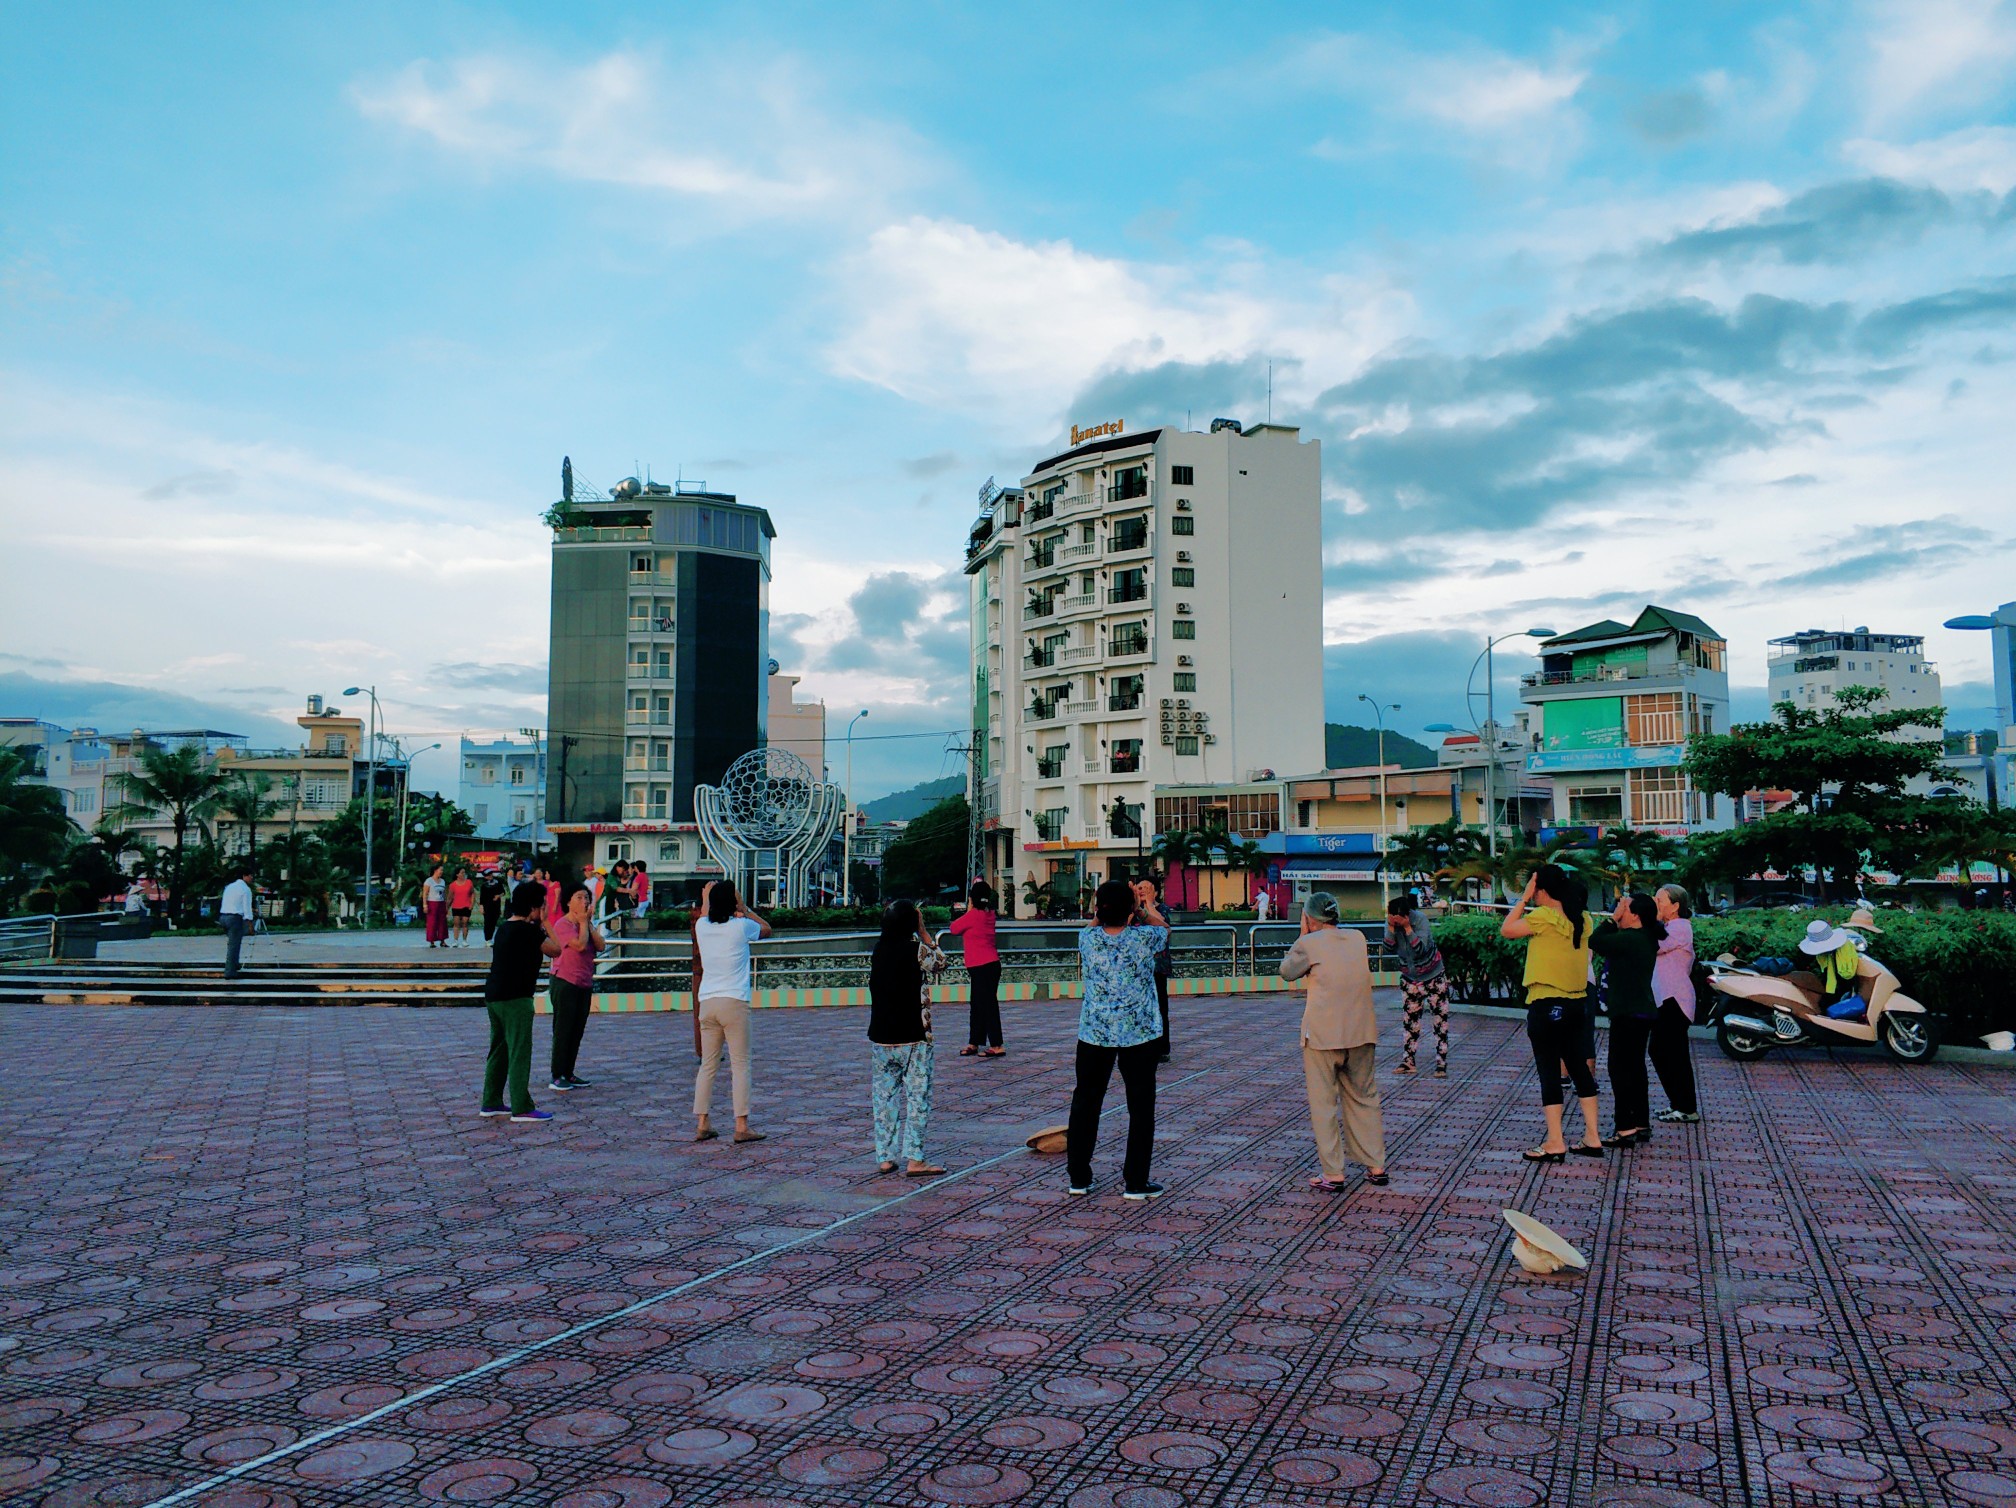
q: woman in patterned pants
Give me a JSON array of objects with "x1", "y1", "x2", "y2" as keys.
[
  {"x1": 867, "y1": 901, "x2": 947, "y2": 1177},
  {"x1": 1385, "y1": 895, "x2": 1450, "y2": 1076}
]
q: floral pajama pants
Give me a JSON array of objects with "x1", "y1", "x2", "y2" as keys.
[
  {"x1": 870, "y1": 1042, "x2": 935, "y2": 1164},
  {"x1": 1401, "y1": 976, "x2": 1451, "y2": 1072}
]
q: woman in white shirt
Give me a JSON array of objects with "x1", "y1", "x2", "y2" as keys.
[{"x1": 692, "y1": 880, "x2": 773, "y2": 1144}]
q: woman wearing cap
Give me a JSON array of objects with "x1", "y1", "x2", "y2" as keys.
[
  {"x1": 1649, "y1": 884, "x2": 1700, "y2": 1124},
  {"x1": 1282, "y1": 890, "x2": 1387, "y2": 1190},
  {"x1": 1385, "y1": 893, "x2": 1449, "y2": 1076},
  {"x1": 1502, "y1": 864, "x2": 1602, "y2": 1162},
  {"x1": 1800, "y1": 918, "x2": 1865, "y2": 1018}
]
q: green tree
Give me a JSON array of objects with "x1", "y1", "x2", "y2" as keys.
[
  {"x1": 1149, "y1": 828, "x2": 1207, "y2": 908},
  {"x1": 1684, "y1": 687, "x2": 1969, "y2": 890},
  {"x1": 107, "y1": 742, "x2": 231, "y2": 922},
  {"x1": 217, "y1": 773, "x2": 285, "y2": 862},
  {"x1": 1378, "y1": 818, "x2": 1484, "y2": 892},
  {"x1": 0, "y1": 747, "x2": 78, "y2": 912},
  {"x1": 881, "y1": 795, "x2": 970, "y2": 900},
  {"x1": 321, "y1": 795, "x2": 402, "y2": 885}
]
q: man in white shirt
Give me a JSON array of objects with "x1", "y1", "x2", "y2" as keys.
[{"x1": 220, "y1": 860, "x2": 257, "y2": 978}]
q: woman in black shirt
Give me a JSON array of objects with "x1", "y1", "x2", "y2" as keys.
[
  {"x1": 481, "y1": 880, "x2": 563, "y2": 1122},
  {"x1": 867, "y1": 900, "x2": 946, "y2": 1177},
  {"x1": 1589, "y1": 892, "x2": 1665, "y2": 1148}
]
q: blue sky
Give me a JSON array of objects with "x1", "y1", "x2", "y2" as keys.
[{"x1": 4, "y1": 1, "x2": 2014, "y2": 798}]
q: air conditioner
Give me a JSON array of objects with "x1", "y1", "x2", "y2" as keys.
[
  {"x1": 1176, "y1": 699, "x2": 1190, "y2": 709},
  {"x1": 1176, "y1": 499, "x2": 1192, "y2": 510},
  {"x1": 1177, "y1": 655, "x2": 1193, "y2": 666},
  {"x1": 1160, "y1": 698, "x2": 1173, "y2": 708},
  {"x1": 1176, "y1": 550, "x2": 1191, "y2": 562},
  {"x1": 1204, "y1": 734, "x2": 1217, "y2": 744},
  {"x1": 1177, "y1": 603, "x2": 1191, "y2": 614}
]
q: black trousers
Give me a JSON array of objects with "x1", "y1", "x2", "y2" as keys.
[
  {"x1": 549, "y1": 979, "x2": 593, "y2": 1079},
  {"x1": 1649, "y1": 999, "x2": 1699, "y2": 1115},
  {"x1": 1608, "y1": 1011, "x2": 1655, "y2": 1129},
  {"x1": 1153, "y1": 975, "x2": 1170, "y2": 1058},
  {"x1": 967, "y1": 962, "x2": 1003, "y2": 1048},
  {"x1": 1067, "y1": 1040, "x2": 1158, "y2": 1190},
  {"x1": 1528, "y1": 998, "x2": 1598, "y2": 1107},
  {"x1": 481, "y1": 903, "x2": 501, "y2": 942}
]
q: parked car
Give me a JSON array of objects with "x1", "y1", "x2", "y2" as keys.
[{"x1": 1713, "y1": 892, "x2": 1826, "y2": 915}]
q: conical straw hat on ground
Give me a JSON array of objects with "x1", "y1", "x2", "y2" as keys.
[
  {"x1": 1025, "y1": 1125, "x2": 1069, "y2": 1154},
  {"x1": 1503, "y1": 1209, "x2": 1588, "y2": 1274}
]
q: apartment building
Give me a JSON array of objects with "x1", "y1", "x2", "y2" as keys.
[
  {"x1": 1519, "y1": 606, "x2": 1732, "y2": 835},
  {"x1": 459, "y1": 736, "x2": 546, "y2": 843},
  {"x1": 0, "y1": 719, "x2": 109, "y2": 823},
  {"x1": 1766, "y1": 626, "x2": 1942, "y2": 715},
  {"x1": 544, "y1": 476, "x2": 773, "y2": 888},
  {"x1": 766, "y1": 668, "x2": 827, "y2": 778},
  {"x1": 965, "y1": 419, "x2": 1324, "y2": 899}
]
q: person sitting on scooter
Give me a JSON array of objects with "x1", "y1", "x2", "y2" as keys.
[{"x1": 1799, "y1": 919, "x2": 1865, "y2": 1019}]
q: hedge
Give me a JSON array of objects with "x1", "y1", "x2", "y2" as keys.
[
  {"x1": 1431, "y1": 908, "x2": 2016, "y2": 1041},
  {"x1": 643, "y1": 905, "x2": 953, "y2": 932}
]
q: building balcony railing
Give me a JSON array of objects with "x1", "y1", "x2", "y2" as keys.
[
  {"x1": 1110, "y1": 633, "x2": 1151, "y2": 658},
  {"x1": 1063, "y1": 698, "x2": 1099, "y2": 719},
  {"x1": 1108, "y1": 582, "x2": 1148, "y2": 605},
  {"x1": 1110, "y1": 752, "x2": 1143, "y2": 775},
  {"x1": 1036, "y1": 758, "x2": 1064, "y2": 779},
  {"x1": 560, "y1": 524, "x2": 652, "y2": 542},
  {"x1": 1108, "y1": 692, "x2": 1143, "y2": 712},
  {"x1": 628, "y1": 571, "x2": 678, "y2": 587},
  {"x1": 1025, "y1": 499, "x2": 1055, "y2": 523},
  {"x1": 1060, "y1": 644, "x2": 1100, "y2": 664},
  {"x1": 629, "y1": 619, "x2": 677, "y2": 636},
  {"x1": 1107, "y1": 527, "x2": 1150, "y2": 555},
  {"x1": 624, "y1": 758, "x2": 674, "y2": 774},
  {"x1": 1521, "y1": 663, "x2": 1700, "y2": 689},
  {"x1": 625, "y1": 712, "x2": 674, "y2": 727},
  {"x1": 627, "y1": 665, "x2": 674, "y2": 680},
  {"x1": 1060, "y1": 540, "x2": 1099, "y2": 563},
  {"x1": 1102, "y1": 478, "x2": 1152, "y2": 505},
  {"x1": 1023, "y1": 598, "x2": 1057, "y2": 621},
  {"x1": 624, "y1": 804, "x2": 671, "y2": 821},
  {"x1": 1025, "y1": 649, "x2": 1056, "y2": 669},
  {"x1": 1057, "y1": 591, "x2": 1097, "y2": 616},
  {"x1": 1028, "y1": 702, "x2": 1063, "y2": 723},
  {"x1": 1056, "y1": 490, "x2": 1100, "y2": 517},
  {"x1": 1034, "y1": 816, "x2": 1065, "y2": 841}
]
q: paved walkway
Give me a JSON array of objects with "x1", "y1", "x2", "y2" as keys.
[{"x1": 3, "y1": 994, "x2": 2014, "y2": 1507}]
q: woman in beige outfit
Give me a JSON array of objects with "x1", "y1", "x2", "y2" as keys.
[{"x1": 1280, "y1": 891, "x2": 1388, "y2": 1190}]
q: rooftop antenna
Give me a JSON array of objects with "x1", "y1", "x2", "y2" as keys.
[{"x1": 1267, "y1": 360, "x2": 1274, "y2": 423}]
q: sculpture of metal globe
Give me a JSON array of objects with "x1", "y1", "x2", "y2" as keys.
[{"x1": 713, "y1": 746, "x2": 819, "y2": 847}]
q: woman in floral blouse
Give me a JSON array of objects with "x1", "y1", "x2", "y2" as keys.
[
  {"x1": 867, "y1": 900, "x2": 947, "y2": 1177},
  {"x1": 1065, "y1": 879, "x2": 1169, "y2": 1201}
]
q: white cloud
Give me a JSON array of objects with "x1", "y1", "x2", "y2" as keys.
[
  {"x1": 1845, "y1": 124, "x2": 2016, "y2": 194},
  {"x1": 352, "y1": 48, "x2": 929, "y2": 223},
  {"x1": 1860, "y1": 0, "x2": 2016, "y2": 129},
  {"x1": 825, "y1": 217, "x2": 1411, "y2": 432}
]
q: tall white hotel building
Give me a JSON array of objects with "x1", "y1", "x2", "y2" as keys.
[{"x1": 964, "y1": 418, "x2": 1324, "y2": 903}]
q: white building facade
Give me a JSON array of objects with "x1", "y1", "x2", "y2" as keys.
[
  {"x1": 1766, "y1": 627, "x2": 1941, "y2": 715},
  {"x1": 459, "y1": 737, "x2": 546, "y2": 843},
  {"x1": 965, "y1": 420, "x2": 1325, "y2": 900}
]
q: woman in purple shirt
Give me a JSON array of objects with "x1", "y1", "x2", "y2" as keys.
[{"x1": 1649, "y1": 884, "x2": 1701, "y2": 1123}]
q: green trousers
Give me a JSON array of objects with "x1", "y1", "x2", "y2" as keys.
[{"x1": 483, "y1": 997, "x2": 536, "y2": 1114}]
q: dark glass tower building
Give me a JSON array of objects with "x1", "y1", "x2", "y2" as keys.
[{"x1": 545, "y1": 481, "x2": 773, "y2": 888}]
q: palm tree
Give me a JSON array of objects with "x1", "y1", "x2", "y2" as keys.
[
  {"x1": 0, "y1": 747, "x2": 76, "y2": 907},
  {"x1": 109, "y1": 742, "x2": 231, "y2": 922},
  {"x1": 216, "y1": 773, "x2": 285, "y2": 863},
  {"x1": 1149, "y1": 828, "x2": 1206, "y2": 908},
  {"x1": 1596, "y1": 826, "x2": 1683, "y2": 895}
]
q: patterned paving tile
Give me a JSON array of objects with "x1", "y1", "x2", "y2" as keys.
[{"x1": 2, "y1": 995, "x2": 2013, "y2": 1506}]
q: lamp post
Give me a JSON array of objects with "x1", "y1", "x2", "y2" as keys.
[
  {"x1": 1424, "y1": 627, "x2": 1554, "y2": 860},
  {"x1": 342, "y1": 686, "x2": 380, "y2": 928},
  {"x1": 396, "y1": 741, "x2": 442, "y2": 878},
  {"x1": 842, "y1": 710, "x2": 868, "y2": 906},
  {"x1": 1357, "y1": 694, "x2": 1400, "y2": 907},
  {"x1": 1944, "y1": 604, "x2": 2016, "y2": 812},
  {"x1": 517, "y1": 728, "x2": 545, "y2": 856}
]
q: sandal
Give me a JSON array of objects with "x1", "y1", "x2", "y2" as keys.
[
  {"x1": 733, "y1": 1130, "x2": 767, "y2": 1144},
  {"x1": 983, "y1": 1047, "x2": 1006, "y2": 1057},
  {"x1": 905, "y1": 1164, "x2": 946, "y2": 1178},
  {"x1": 1522, "y1": 1148, "x2": 1566, "y2": 1163},
  {"x1": 959, "y1": 1046, "x2": 978, "y2": 1056},
  {"x1": 1569, "y1": 1143, "x2": 1605, "y2": 1158},
  {"x1": 876, "y1": 1161, "x2": 898, "y2": 1175},
  {"x1": 1308, "y1": 1175, "x2": 1348, "y2": 1192},
  {"x1": 693, "y1": 1127, "x2": 719, "y2": 1142},
  {"x1": 1364, "y1": 1170, "x2": 1390, "y2": 1186},
  {"x1": 1393, "y1": 1062, "x2": 1416, "y2": 1074},
  {"x1": 1602, "y1": 1128, "x2": 1650, "y2": 1147}
]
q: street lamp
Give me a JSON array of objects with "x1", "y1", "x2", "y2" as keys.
[
  {"x1": 842, "y1": 710, "x2": 868, "y2": 906},
  {"x1": 1945, "y1": 605, "x2": 2016, "y2": 814},
  {"x1": 1423, "y1": 626, "x2": 1553, "y2": 859},
  {"x1": 1357, "y1": 694, "x2": 1401, "y2": 906},
  {"x1": 342, "y1": 686, "x2": 380, "y2": 928},
  {"x1": 518, "y1": 727, "x2": 546, "y2": 856},
  {"x1": 396, "y1": 740, "x2": 443, "y2": 876}
]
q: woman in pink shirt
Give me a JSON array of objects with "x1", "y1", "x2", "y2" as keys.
[
  {"x1": 951, "y1": 881, "x2": 1005, "y2": 1057},
  {"x1": 1649, "y1": 884, "x2": 1701, "y2": 1123},
  {"x1": 546, "y1": 883, "x2": 605, "y2": 1092}
]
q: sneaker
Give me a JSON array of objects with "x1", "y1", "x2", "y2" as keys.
[
  {"x1": 566, "y1": 1075, "x2": 593, "y2": 1089},
  {"x1": 1655, "y1": 1109, "x2": 1701, "y2": 1123},
  {"x1": 479, "y1": 1105, "x2": 509, "y2": 1117},
  {"x1": 1122, "y1": 1183, "x2": 1166, "y2": 1201},
  {"x1": 548, "y1": 1079, "x2": 574, "y2": 1092},
  {"x1": 511, "y1": 1108, "x2": 554, "y2": 1122},
  {"x1": 1068, "y1": 1181, "x2": 1093, "y2": 1197}
]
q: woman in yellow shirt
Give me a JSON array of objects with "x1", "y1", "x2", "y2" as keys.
[{"x1": 1501, "y1": 864, "x2": 1603, "y2": 1162}]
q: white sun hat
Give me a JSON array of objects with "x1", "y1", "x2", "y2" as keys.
[
  {"x1": 1503, "y1": 1209, "x2": 1588, "y2": 1274},
  {"x1": 1799, "y1": 919, "x2": 1855, "y2": 955}
]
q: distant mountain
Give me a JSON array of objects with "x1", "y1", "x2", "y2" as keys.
[
  {"x1": 861, "y1": 774, "x2": 965, "y2": 823},
  {"x1": 1324, "y1": 722, "x2": 1437, "y2": 770}
]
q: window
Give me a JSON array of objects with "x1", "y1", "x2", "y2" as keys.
[
  {"x1": 1110, "y1": 518, "x2": 1148, "y2": 552},
  {"x1": 1173, "y1": 672, "x2": 1196, "y2": 692},
  {"x1": 633, "y1": 554, "x2": 652, "y2": 573},
  {"x1": 1171, "y1": 567, "x2": 1195, "y2": 587},
  {"x1": 1111, "y1": 465, "x2": 1148, "y2": 501},
  {"x1": 1170, "y1": 464, "x2": 1194, "y2": 485},
  {"x1": 324, "y1": 734, "x2": 347, "y2": 755},
  {"x1": 1567, "y1": 783, "x2": 1624, "y2": 825},
  {"x1": 1111, "y1": 739, "x2": 1144, "y2": 774},
  {"x1": 1111, "y1": 623, "x2": 1149, "y2": 655},
  {"x1": 1626, "y1": 692, "x2": 1685, "y2": 746},
  {"x1": 1171, "y1": 516, "x2": 1194, "y2": 536},
  {"x1": 1172, "y1": 620, "x2": 1197, "y2": 639},
  {"x1": 72, "y1": 789, "x2": 95, "y2": 814},
  {"x1": 481, "y1": 765, "x2": 497, "y2": 783},
  {"x1": 1154, "y1": 793, "x2": 1279, "y2": 836},
  {"x1": 509, "y1": 765, "x2": 526, "y2": 786},
  {"x1": 1175, "y1": 735, "x2": 1200, "y2": 755},
  {"x1": 1631, "y1": 769, "x2": 1686, "y2": 825},
  {"x1": 1297, "y1": 800, "x2": 1313, "y2": 827},
  {"x1": 512, "y1": 804, "x2": 528, "y2": 825},
  {"x1": 658, "y1": 838, "x2": 681, "y2": 862},
  {"x1": 606, "y1": 839, "x2": 633, "y2": 861},
  {"x1": 472, "y1": 803, "x2": 489, "y2": 824},
  {"x1": 1110, "y1": 567, "x2": 1147, "y2": 603}
]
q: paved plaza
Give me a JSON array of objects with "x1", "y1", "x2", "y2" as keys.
[{"x1": 3, "y1": 994, "x2": 2015, "y2": 1508}]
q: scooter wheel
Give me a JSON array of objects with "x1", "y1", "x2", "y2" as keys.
[
  {"x1": 1717, "y1": 1019, "x2": 1772, "y2": 1061},
  {"x1": 1880, "y1": 1012, "x2": 1939, "y2": 1063}
]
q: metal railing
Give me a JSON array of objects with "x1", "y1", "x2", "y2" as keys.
[{"x1": 0, "y1": 912, "x2": 121, "y2": 963}]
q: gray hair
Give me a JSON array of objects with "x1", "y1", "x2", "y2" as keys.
[{"x1": 1656, "y1": 883, "x2": 1692, "y2": 918}]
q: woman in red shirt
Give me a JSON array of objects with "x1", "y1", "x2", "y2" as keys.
[
  {"x1": 951, "y1": 881, "x2": 1005, "y2": 1057},
  {"x1": 447, "y1": 868, "x2": 477, "y2": 948}
]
